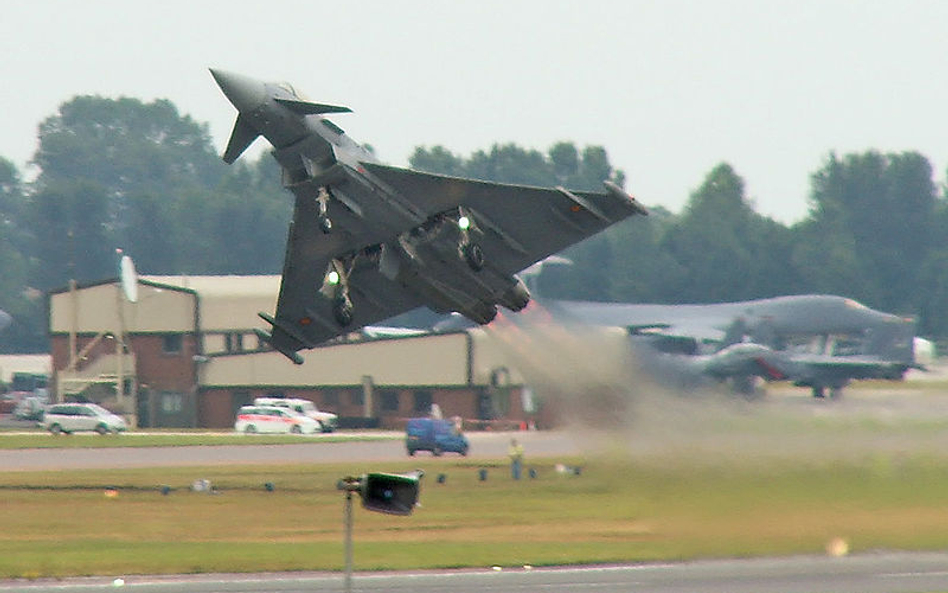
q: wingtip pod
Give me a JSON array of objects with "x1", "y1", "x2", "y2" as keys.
[{"x1": 603, "y1": 180, "x2": 648, "y2": 216}]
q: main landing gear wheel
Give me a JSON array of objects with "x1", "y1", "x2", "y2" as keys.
[
  {"x1": 462, "y1": 242, "x2": 485, "y2": 272},
  {"x1": 318, "y1": 215, "x2": 332, "y2": 234},
  {"x1": 333, "y1": 295, "x2": 354, "y2": 327}
]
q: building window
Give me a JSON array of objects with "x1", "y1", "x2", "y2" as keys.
[
  {"x1": 323, "y1": 390, "x2": 339, "y2": 408},
  {"x1": 224, "y1": 333, "x2": 244, "y2": 353},
  {"x1": 380, "y1": 390, "x2": 399, "y2": 412},
  {"x1": 162, "y1": 334, "x2": 182, "y2": 354},
  {"x1": 350, "y1": 390, "x2": 364, "y2": 406},
  {"x1": 161, "y1": 392, "x2": 184, "y2": 414},
  {"x1": 413, "y1": 390, "x2": 433, "y2": 414}
]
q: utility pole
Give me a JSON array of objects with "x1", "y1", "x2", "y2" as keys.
[
  {"x1": 336, "y1": 472, "x2": 423, "y2": 593},
  {"x1": 338, "y1": 477, "x2": 360, "y2": 593}
]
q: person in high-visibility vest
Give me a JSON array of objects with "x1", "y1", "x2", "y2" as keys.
[{"x1": 508, "y1": 438, "x2": 524, "y2": 480}]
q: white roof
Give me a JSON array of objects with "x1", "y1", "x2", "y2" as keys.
[
  {"x1": 0, "y1": 354, "x2": 51, "y2": 383},
  {"x1": 142, "y1": 275, "x2": 280, "y2": 332},
  {"x1": 50, "y1": 275, "x2": 284, "y2": 335},
  {"x1": 142, "y1": 275, "x2": 281, "y2": 298}
]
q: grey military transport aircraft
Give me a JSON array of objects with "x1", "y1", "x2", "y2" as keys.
[
  {"x1": 429, "y1": 293, "x2": 921, "y2": 398},
  {"x1": 547, "y1": 295, "x2": 920, "y2": 398},
  {"x1": 210, "y1": 69, "x2": 647, "y2": 363}
]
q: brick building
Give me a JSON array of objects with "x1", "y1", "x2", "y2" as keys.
[{"x1": 48, "y1": 275, "x2": 540, "y2": 429}]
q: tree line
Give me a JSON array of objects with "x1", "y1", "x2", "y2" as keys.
[{"x1": 1, "y1": 95, "x2": 946, "y2": 352}]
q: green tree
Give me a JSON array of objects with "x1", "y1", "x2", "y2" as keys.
[
  {"x1": 28, "y1": 180, "x2": 113, "y2": 289},
  {"x1": 409, "y1": 141, "x2": 625, "y2": 192},
  {"x1": 409, "y1": 146, "x2": 465, "y2": 177},
  {"x1": 660, "y1": 163, "x2": 796, "y2": 303},
  {"x1": 799, "y1": 151, "x2": 937, "y2": 314},
  {"x1": 604, "y1": 207, "x2": 689, "y2": 303},
  {"x1": 30, "y1": 96, "x2": 230, "y2": 280},
  {"x1": 169, "y1": 157, "x2": 289, "y2": 275},
  {"x1": 465, "y1": 144, "x2": 555, "y2": 187},
  {"x1": 0, "y1": 157, "x2": 46, "y2": 352},
  {"x1": 33, "y1": 96, "x2": 225, "y2": 196}
]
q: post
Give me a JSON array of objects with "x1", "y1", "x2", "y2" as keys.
[
  {"x1": 337, "y1": 472, "x2": 420, "y2": 592},
  {"x1": 344, "y1": 489, "x2": 353, "y2": 593},
  {"x1": 68, "y1": 278, "x2": 78, "y2": 373},
  {"x1": 361, "y1": 375, "x2": 374, "y2": 420},
  {"x1": 338, "y1": 476, "x2": 362, "y2": 593},
  {"x1": 115, "y1": 281, "x2": 125, "y2": 405}
]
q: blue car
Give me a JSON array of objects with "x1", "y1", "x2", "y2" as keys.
[{"x1": 406, "y1": 418, "x2": 469, "y2": 456}]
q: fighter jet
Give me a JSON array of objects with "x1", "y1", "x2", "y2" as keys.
[{"x1": 210, "y1": 69, "x2": 647, "y2": 364}]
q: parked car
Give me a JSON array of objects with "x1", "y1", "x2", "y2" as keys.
[
  {"x1": 235, "y1": 405, "x2": 321, "y2": 434},
  {"x1": 253, "y1": 397, "x2": 338, "y2": 433},
  {"x1": 14, "y1": 394, "x2": 48, "y2": 421},
  {"x1": 43, "y1": 403, "x2": 127, "y2": 435},
  {"x1": 405, "y1": 418, "x2": 469, "y2": 456}
]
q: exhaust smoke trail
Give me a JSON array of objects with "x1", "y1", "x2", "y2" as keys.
[
  {"x1": 481, "y1": 302, "x2": 781, "y2": 460},
  {"x1": 482, "y1": 301, "x2": 644, "y2": 429}
]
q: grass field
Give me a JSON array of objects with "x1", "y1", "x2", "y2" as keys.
[
  {"x1": 3, "y1": 452, "x2": 948, "y2": 578},
  {"x1": 4, "y1": 378, "x2": 948, "y2": 578}
]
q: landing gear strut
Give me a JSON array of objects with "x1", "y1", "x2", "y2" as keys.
[
  {"x1": 333, "y1": 293, "x2": 354, "y2": 327},
  {"x1": 317, "y1": 187, "x2": 332, "y2": 234},
  {"x1": 456, "y1": 208, "x2": 485, "y2": 272},
  {"x1": 326, "y1": 258, "x2": 354, "y2": 327},
  {"x1": 462, "y1": 242, "x2": 485, "y2": 272}
]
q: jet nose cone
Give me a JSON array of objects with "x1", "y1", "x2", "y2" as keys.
[{"x1": 209, "y1": 69, "x2": 267, "y2": 113}]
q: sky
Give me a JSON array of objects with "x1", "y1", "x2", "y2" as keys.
[{"x1": 3, "y1": 0, "x2": 947, "y2": 224}]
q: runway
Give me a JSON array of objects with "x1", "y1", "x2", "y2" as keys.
[
  {"x1": 0, "y1": 430, "x2": 580, "y2": 471},
  {"x1": 2, "y1": 552, "x2": 948, "y2": 593}
]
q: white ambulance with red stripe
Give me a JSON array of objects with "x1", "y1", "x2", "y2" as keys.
[{"x1": 234, "y1": 405, "x2": 321, "y2": 434}]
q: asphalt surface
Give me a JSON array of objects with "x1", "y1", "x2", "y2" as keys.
[
  {"x1": 2, "y1": 552, "x2": 948, "y2": 593},
  {"x1": 0, "y1": 430, "x2": 579, "y2": 471}
]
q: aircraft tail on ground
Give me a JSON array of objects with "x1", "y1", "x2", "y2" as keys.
[{"x1": 865, "y1": 319, "x2": 917, "y2": 364}]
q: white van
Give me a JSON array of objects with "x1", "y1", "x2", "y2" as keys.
[
  {"x1": 253, "y1": 397, "x2": 338, "y2": 433},
  {"x1": 43, "y1": 403, "x2": 127, "y2": 435}
]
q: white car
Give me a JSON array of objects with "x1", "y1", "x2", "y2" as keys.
[
  {"x1": 43, "y1": 403, "x2": 127, "y2": 435},
  {"x1": 234, "y1": 405, "x2": 321, "y2": 435},
  {"x1": 253, "y1": 397, "x2": 338, "y2": 433}
]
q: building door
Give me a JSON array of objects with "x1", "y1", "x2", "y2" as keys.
[{"x1": 477, "y1": 389, "x2": 493, "y2": 420}]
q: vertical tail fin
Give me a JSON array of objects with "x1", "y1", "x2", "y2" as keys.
[{"x1": 865, "y1": 319, "x2": 916, "y2": 363}]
